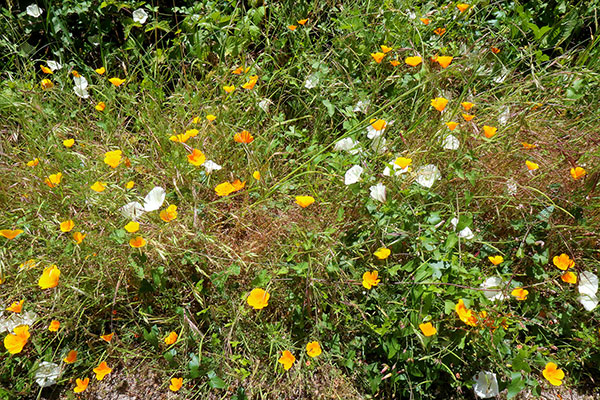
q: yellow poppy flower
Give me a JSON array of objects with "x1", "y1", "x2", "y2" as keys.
[
  {"x1": 73, "y1": 378, "x2": 89, "y2": 393},
  {"x1": 126, "y1": 181, "x2": 135, "y2": 189},
  {"x1": 373, "y1": 247, "x2": 391, "y2": 260},
  {"x1": 160, "y1": 205, "x2": 178, "y2": 222},
  {"x1": 456, "y1": 3, "x2": 469, "y2": 12},
  {"x1": 63, "y1": 138, "x2": 75, "y2": 148},
  {"x1": 104, "y1": 150, "x2": 122, "y2": 168},
  {"x1": 45, "y1": 172, "x2": 63, "y2": 187},
  {"x1": 431, "y1": 97, "x2": 448, "y2": 112},
  {"x1": 3, "y1": 325, "x2": 30, "y2": 354},
  {"x1": 247, "y1": 288, "x2": 270, "y2": 309},
  {"x1": 380, "y1": 45, "x2": 392, "y2": 53},
  {"x1": 48, "y1": 320, "x2": 60, "y2": 332},
  {"x1": 570, "y1": 167, "x2": 586, "y2": 180},
  {"x1": 488, "y1": 255, "x2": 503, "y2": 265},
  {"x1": 371, "y1": 52, "x2": 385, "y2": 63},
  {"x1": 95, "y1": 67, "x2": 106, "y2": 75},
  {"x1": 223, "y1": 85, "x2": 235, "y2": 93},
  {"x1": 169, "y1": 377, "x2": 183, "y2": 392},
  {"x1": 306, "y1": 341, "x2": 322, "y2": 357},
  {"x1": 242, "y1": 75, "x2": 258, "y2": 90},
  {"x1": 27, "y1": 158, "x2": 40, "y2": 167},
  {"x1": 419, "y1": 322, "x2": 437, "y2": 336},
  {"x1": 553, "y1": 253, "x2": 574, "y2": 270},
  {"x1": 108, "y1": 77, "x2": 125, "y2": 87},
  {"x1": 73, "y1": 232, "x2": 87, "y2": 244},
  {"x1": 295, "y1": 196, "x2": 315, "y2": 208},
  {"x1": 129, "y1": 236, "x2": 147, "y2": 248},
  {"x1": 542, "y1": 362, "x2": 564, "y2": 386},
  {"x1": 124, "y1": 221, "x2": 140, "y2": 233},
  {"x1": 187, "y1": 149, "x2": 206, "y2": 166},
  {"x1": 405, "y1": 56, "x2": 422, "y2": 66},
  {"x1": 91, "y1": 181, "x2": 106, "y2": 192},
  {"x1": 455, "y1": 299, "x2": 477, "y2": 326},
  {"x1": 38, "y1": 265, "x2": 61, "y2": 289},
  {"x1": 561, "y1": 272, "x2": 577, "y2": 284},
  {"x1": 93, "y1": 361, "x2": 112, "y2": 380},
  {"x1": 64, "y1": 350, "x2": 78, "y2": 363},
  {"x1": 215, "y1": 182, "x2": 236, "y2": 197},
  {"x1": 436, "y1": 56, "x2": 453, "y2": 68},
  {"x1": 278, "y1": 350, "x2": 295, "y2": 370},
  {"x1": 483, "y1": 125, "x2": 497, "y2": 138},
  {"x1": 511, "y1": 287, "x2": 528, "y2": 301},
  {"x1": 41, "y1": 79, "x2": 54, "y2": 90},
  {"x1": 297, "y1": 19, "x2": 308, "y2": 25},
  {"x1": 390, "y1": 60, "x2": 400, "y2": 66},
  {"x1": 525, "y1": 160, "x2": 539, "y2": 171},
  {"x1": 95, "y1": 102, "x2": 106, "y2": 112},
  {"x1": 362, "y1": 271, "x2": 380, "y2": 289},
  {"x1": 253, "y1": 171, "x2": 261, "y2": 180}
]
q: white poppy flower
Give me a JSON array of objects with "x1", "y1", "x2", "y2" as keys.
[
  {"x1": 472, "y1": 371, "x2": 499, "y2": 398},
  {"x1": 258, "y1": 98, "x2": 272, "y2": 113},
  {"x1": 0, "y1": 311, "x2": 38, "y2": 333},
  {"x1": 578, "y1": 271, "x2": 598, "y2": 311},
  {"x1": 73, "y1": 86, "x2": 89, "y2": 99},
  {"x1": 26, "y1": 4, "x2": 43, "y2": 17},
  {"x1": 370, "y1": 136, "x2": 387, "y2": 154},
  {"x1": 120, "y1": 201, "x2": 145, "y2": 220},
  {"x1": 46, "y1": 60, "x2": 62, "y2": 72},
  {"x1": 415, "y1": 164, "x2": 441, "y2": 188},
  {"x1": 143, "y1": 186, "x2": 166, "y2": 211},
  {"x1": 480, "y1": 277, "x2": 507, "y2": 301},
  {"x1": 383, "y1": 157, "x2": 410, "y2": 177},
  {"x1": 334, "y1": 137, "x2": 361, "y2": 154},
  {"x1": 133, "y1": 8, "x2": 148, "y2": 24},
  {"x1": 369, "y1": 183, "x2": 386, "y2": 203},
  {"x1": 73, "y1": 76, "x2": 89, "y2": 99},
  {"x1": 450, "y1": 217, "x2": 475, "y2": 240},
  {"x1": 203, "y1": 160, "x2": 222, "y2": 173},
  {"x1": 442, "y1": 134, "x2": 459, "y2": 150},
  {"x1": 35, "y1": 362, "x2": 61, "y2": 387},
  {"x1": 304, "y1": 73, "x2": 319, "y2": 89},
  {"x1": 353, "y1": 100, "x2": 370, "y2": 113},
  {"x1": 344, "y1": 165, "x2": 363, "y2": 185}
]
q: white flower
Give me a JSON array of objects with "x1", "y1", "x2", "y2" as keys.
[
  {"x1": 472, "y1": 371, "x2": 499, "y2": 398},
  {"x1": 369, "y1": 183, "x2": 386, "y2": 203},
  {"x1": 442, "y1": 134, "x2": 459, "y2": 150},
  {"x1": 480, "y1": 277, "x2": 507, "y2": 301},
  {"x1": 304, "y1": 73, "x2": 319, "y2": 89},
  {"x1": 344, "y1": 165, "x2": 363, "y2": 185},
  {"x1": 334, "y1": 137, "x2": 360, "y2": 154},
  {"x1": 133, "y1": 8, "x2": 148, "y2": 24},
  {"x1": 370, "y1": 136, "x2": 387, "y2": 154},
  {"x1": 578, "y1": 271, "x2": 598, "y2": 311},
  {"x1": 258, "y1": 98, "x2": 272, "y2": 113},
  {"x1": 73, "y1": 76, "x2": 89, "y2": 99},
  {"x1": 203, "y1": 160, "x2": 222, "y2": 173},
  {"x1": 35, "y1": 362, "x2": 61, "y2": 387},
  {"x1": 498, "y1": 106, "x2": 510, "y2": 125},
  {"x1": 0, "y1": 311, "x2": 38, "y2": 333},
  {"x1": 415, "y1": 164, "x2": 441, "y2": 188},
  {"x1": 506, "y1": 179, "x2": 518, "y2": 195},
  {"x1": 73, "y1": 86, "x2": 89, "y2": 99},
  {"x1": 383, "y1": 157, "x2": 409, "y2": 177},
  {"x1": 143, "y1": 186, "x2": 166, "y2": 211},
  {"x1": 46, "y1": 60, "x2": 62, "y2": 72},
  {"x1": 120, "y1": 202, "x2": 145, "y2": 220},
  {"x1": 450, "y1": 217, "x2": 475, "y2": 240},
  {"x1": 353, "y1": 99, "x2": 370, "y2": 113},
  {"x1": 26, "y1": 4, "x2": 43, "y2": 18}
]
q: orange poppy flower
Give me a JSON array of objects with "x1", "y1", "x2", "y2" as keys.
[
  {"x1": 553, "y1": 253, "x2": 574, "y2": 270},
  {"x1": 232, "y1": 66, "x2": 249, "y2": 75},
  {"x1": 461, "y1": 102, "x2": 474, "y2": 111},
  {"x1": 462, "y1": 113, "x2": 475, "y2": 121},
  {"x1": 242, "y1": 75, "x2": 258, "y2": 90},
  {"x1": 288, "y1": 25, "x2": 297, "y2": 31},
  {"x1": 60, "y1": 220, "x2": 75, "y2": 232},
  {"x1": 433, "y1": 27, "x2": 446, "y2": 36},
  {"x1": 543, "y1": 362, "x2": 564, "y2": 386},
  {"x1": 164, "y1": 331, "x2": 178, "y2": 345},
  {"x1": 431, "y1": 97, "x2": 448, "y2": 112},
  {"x1": 456, "y1": 3, "x2": 469, "y2": 12},
  {"x1": 295, "y1": 196, "x2": 315, "y2": 208},
  {"x1": 48, "y1": 320, "x2": 60, "y2": 332},
  {"x1": 40, "y1": 65, "x2": 53, "y2": 74},
  {"x1": 160, "y1": 205, "x2": 178, "y2": 222},
  {"x1": 39, "y1": 265, "x2": 61, "y2": 289},
  {"x1": 74, "y1": 378, "x2": 89, "y2": 393},
  {"x1": 511, "y1": 287, "x2": 528, "y2": 301},
  {"x1": 130, "y1": 236, "x2": 147, "y2": 248},
  {"x1": 362, "y1": 271, "x2": 380, "y2": 289},
  {"x1": 521, "y1": 142, "x2": 537, "y2": 149},
  {"x1": 561, "y1": 272, "x2": 577, "y2": 284},
  {"x1": 64, "y1": 350, "x2": 78, "y2": 363},
  {"x1": 95, "y1": 102, "x2": 106, "y2": 112},
  {"x1": 436, "y1": 56, "x2": 453, "y2": 68},
  {"x1": 525, "y1": 160, "x2": 539, "y2": 170},
  {"x1": 45, "y1": 172, "x2": 62, "y2": 187},
  {"x1": 419, "y1": 18, "x2": 430, "y2": 25},
  {"x1": 306, "y1": 341, "x2": 322, "y2": 357},
  {"x1": 455, "y1": 299, "x2": 477, "y2": 326},
  {"x1": 278, "y1": 350, "x2": 296, "y2": 370},
  {"x1": 491, "y1": 47, "x2": 501, "y2": 54},
  {"x1": 389, "y1": 60, "x2": 400, "y2": 66},
  {"x1": 445, "y1": 121, "x2": 459, "y2": 131},
  {"x1": 380, "y1": 45, "x2": 392, "y2": 53},
  {"x1": 371, "y1": 52, "x2": 385, "y2": 63},
  {"x1": 234, "y1": 130, "x2": 254, "y2": 144},
  {"x1": 27, "y1": 158, "x2": 39, "y2": 167},
  {"x1": 297, "y1": 19, "x2": 308, "y2": 25},
  {"x1": 570, "y1": 167, "x2": 586, "y2": 180},
  {"x1": 187, "y1": 149, "x2": 206, "y2": 166},
  {"x1": 109, "y1": 77, "x2": 125, "y2": 87},
  {"x1": 170, "y1": 377, "x2": 183, "y2": 392},
  {"x1": 93, "y1": 361, "x2": 112, "y2": 380},
  {"x1": 419, "y1": 322, "x2": 437, "y2": 336},
  {"x1": 100, "y1": 333, "x2": 114, "y2": 343},
  {"x1": 247, "y1": 288, "x2": 270, "y2": 309},
  {"x1": 483, "y1": 125, "x2": 497, "y2": 138},
  {"x1": 3, "y1": 325, "x2": 30, "y2": 354},
  {"x1": 41, "y1": 79, "x2": 54, "y2": 90},
  {"x1": 405, "y1": 56, "x2": 422, "y2": 66},
  {"x1": 231, "y1": 179, "x2": 246, "y2": 192},
  {"x1": 6, "y1": 299, "x2": 24, "y2": 313},
  {"x1": 1, "y1": 229, "x2": 24, "y2": 240}
]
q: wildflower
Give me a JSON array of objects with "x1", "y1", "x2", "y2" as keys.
[
  {"x1": 278, "y1": 350, "x2": 295, "y2": 370},
  {"x1": 380, "y1": 45, "x2": 392, "y2": 53},
  {"x1": 570, "y1": 167, "x2": 586, "y2": 180},
  {"x1": 95, "y1": 102, "x2": 106, "y2": 112},
  {"x1": 204, "y1": 160, "x2": 222, "y2": 173},
  {"x1": 93, "y1": 361, "x2": 112, "y2": 380},
  {"x1": 511, "y1": 287, "x2": 528, "y2": 301},
  {"x1": 242, "y1": 75, "x2": 258, "y2": 90},
  {"x1": 419, "y1": 322, "x2": 437, "y2": 336},
  {"x1": 126, "y1": 181, "x2": 135, "y2": 189},
  {"x1": 129, "y1": 236, "x2": 146, "y2": 248},
  {"x1": 371, "y1": 52, "x2": 385, "y2": 63},
  {"x1": 473, "y1": 371, "x2": 500, "y2": 398},
  {"x1": 456, "y1": 3, "x2": 469, "y2": 12},
  {"x1": 124, "y1": 221, "x2": 140, "y2": 233},
  {"x1": 232, "y1": 66, "x2": 249, "y2": 75},
  {"x1": 483, "y1": 125, "x2": 497, "y2": 138},
  {"x1": 169, "y1": 133, "x2": 189, "y2": 143},
  {"x1": 19, "y1": 259, "x2": 36, "y2": 270},
  {"x1": 461, "y1": 102, "x2": 474, "y2": 111},
  {"x1": 295, "y1": 196, "x2": 315, "y2": 208},
  {"x1": 91, "y1": 181, "x2": 106, "y2": 192},
  {"x1": 431, "y1": 97, "x2": 448, "y2": 112},
  {"x1": 6, "y1": 299, "x2": 24, "y2": 313},
  {"x1": 415, "y1": 164, "x2": 441, "y2": 188},
  {"x1": 434, "y1": 27, "x2": 446, "y2": 36},
  {"x1": 104, "y1": 150, "x2": 122, "y2": 168},
  {"x1": 306, "y1": 341, "x2": 322, "y2": 357},
  {"x1": 3, "y1": 325, "x2": 30, "y2": 354},
  {"x1": 491, "y1": 47, "x2": 500, "y2": 54},
  {"x1": 543, "y1": 362, "x2": 564, "y2": 386},
  {"x1": 522, "y1": 142, "x2": 537, "y2": 149},
  {"x1": 247, "y1": 288, "x2": 270, "y2": 310},
  {"x1": 525, "y1": 160, "x2": 539, "y2": 171},
  {"x1": 462, "y1": 113, "x2": 475, "y2": 121},
  {"x1": 45, "y1": 172, "x2": 62, "y2": 187},
  {"x1": 390, "y1": 60, "x2": 400, "y2": 66},
  {"x1": 27, "y1": 158, "x2": 40, "y2": 167},
  {"x1": 39, "y1": 265, "x2": 60, "y2": 289},
  {"x1": 64, "y1": 350, "x2": 77, "y2": 363},
  {"x1": 367, "y1": 118, "x2": 387, "y2": 138},
  {"x1": 215, "y1": 182, "x2": 236, "y2": 197},
  {"x1": 223, "y1": 85, "x2": 235, "y2": 93},
  {"x1": 206, "y1": 114, "x2": 217, "y2": 121},
  {"x1": 253, "y1": 171, "x2": 261, "y2": 180},
  {"x1": 344, "y1": 165, "x2": 363, "y2": 185},
  {"x1": 362, "y1": 271, "x2": 380, "y2": 289},
  {"x1": 95, "y1": 67, "x2": 106, "y2": 75},
  {"x1": 100, "y1": 333, "x2": 114, "y2": 343},
  {"x1": 561, "y1": 272, "x2": 577, "y2": 284},
  {"x1": 133, "y1": 8, "x2": 148, "y2": 24},
  {"x1": 553, "y1": 253, "x2": 574, "y2": 270},
  {"x1": 298, "y1": 19, "x2": 308, "y2": 25},
  {"x1": 1, "y1": 229, "x2": 24, "y2": 240},
  {"x1": 436, "y1": 56, "x2": 453, "y2": 68},
  {"x1": 108, "y1": 77, "x2": 125, "y2": 87},
  {"x1": 234, "y1": 130, "x2": 254, "y2": 144},
  {"x1": 41, "y1": 79, "x2": 54, "y2": 90},
  {"x1": 63, "y1": 138, "x2": 75, "y2": 148},
  {"x1": 72, "y1": 70, "x2": 80, "y2": 77},
  {"x1": 60, "y1": 220, "x2": 75, "y2": 232},
  {"x1": 40, "y1": 65, "x2": 53, "y2": 74},
  {"x1": 187, "y1": 149, "x2": 206, "y2": 166},
  {"x1": 577, "y1": 271, "x2": 598, "y2": 311},
  {"x1": 74, "y1": 378, "x2": 89, "y2": 393},
  {"x1": 445, "y1": 121, "x2": 459, "y2": 130},
  {"x1": 488, "y1": 255, "x2": 503, "y2": 265},
  {"x1": 231, "y1": 179, "x2": 246, "y2": 192},
  {"x1": 374, "y1": 247, "x2": 391, "y2": 260},
  {"x1": 455, "y1": 299, "x2": 477, "y2": 326},
  {"x1": 442, "y1": 134, "x2": 460, "y2": 150},
  {"x1": 420, "y1": 17, "x2": 430, "y2": 25},
  {"x1": 394, "y1": 157, "x2": 412, "y2": 169},
  {"x1": 164, "y1": 331, "x2": 178, "y2": 345},
  {"x1": 26, "y1": 4, "x2": 43, "y2": 17},
  {"x1": 160, "y1": 205, "x2": 178, "y2": 222},
  {"x1": 405, "y1": 56, "x2": 422, "y2": 66},
  {"x1": 169, "y1": 377, "x2": 183, "y2": 392},
  {"x1": 288, "y1": 25, "x2": 297, "y2": 31},
  {"x1": 48, "y1": 320, "x2": 60, "y2": 332},
  {"x1": 369, "y1": 183, "x2": 386, "y2": 203}
]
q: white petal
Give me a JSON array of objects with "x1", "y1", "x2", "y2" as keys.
[
  {"x1": 473, "y1": 371, "x2": 499, "y2": 398},
  {"x1": 0, "y1": 310, "x2": 38, "y2": 333},
  {"x1": 415, "y1": 164, "x2": 441, "y2": 188},
  {"x1": 353, "y1": 100, "x2": 370, "y2": 113},
  {"x1": 578, "y1": 271, "x2": 598, "y2": 297},
  {"x1": 26, "y1": 4, "x2": 43, "y2": 17},
  {"x1": 578, "y1": 293, "x2": 598, "y2": 311},
  {"x1": 371, "y1": 136, "x2": 387, "y2": 154},
  {"x1": 46, "y1": 60, "x2": 62, "y2": 71},
  {"x1": 442, "y1": 134, "x2": 460, "y2": 150},
  {"x1": 304, "y1": 73, "x2": 319, "y2": 89},
  {"x1": 73, "y1": 76, "x2": 88, "y2": 89},
  {"x1": 133, "y1": 8, "x2": 148, "y2": 24},
  {"x1": 258, "y1": 98, "x2": 272, "y2": 113},
  {"x1": 344, "y1": 165, "x2": 363, "y2": 185},
  {"x1": 481, "y1": 277, "x2": 507, "y2": 301},
  {"x1": 366, "y1": 125, "x2": 384, "y2": 139},
  {"x1": 203, "y1": 160, "x2": 222, "y2": 173},
  {"x1": 458, "y1": 227, "x2": 474, "y2": 240},
  {"x1": 334, "y1": 137, "x2": 356, "y2": 152},
  {"x1": 120, "y1": 202, "x2": 145, "y2": 220},
  {"x1": 143, "y1": 187, "x2": 166, "y2": 211},
  {"x1": 369, "y1": 183, "x2": 386, "y2": 203},
  {"x1": 35, "y1": 362, "x2": 61, "y2": 387},
  {"x1": 73, "y1": 86, "x2": 89, "y2": 99},
  {"x1": 506, "y1": 179, "x2": 518, "y2": 195}
]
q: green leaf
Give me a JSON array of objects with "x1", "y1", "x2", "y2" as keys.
[
  {"x1": 207, "y1": 370, "x2": 227, "y2": 389},
  {"x1": 322, "y1": 99, "x2": 335, "y2": 117},
  {"x1": 507, "y1": 372, "x2": 525, "y2": 399}
]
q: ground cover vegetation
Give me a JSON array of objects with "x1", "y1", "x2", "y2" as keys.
[{"x1": 1, "y1": 0, "x2": 600, "y2": 399}]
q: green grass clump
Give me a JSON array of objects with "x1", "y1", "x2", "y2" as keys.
[{"x1": 1, "y1": 1, "x2": 599, "y2": 399}]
